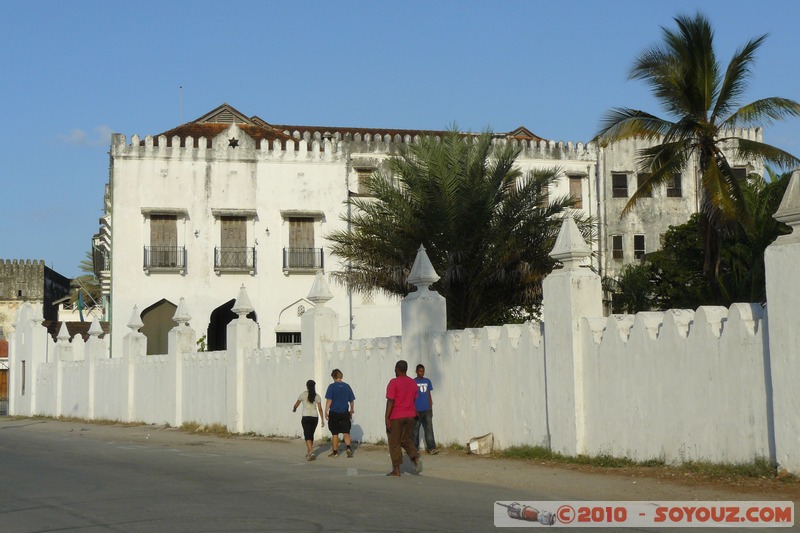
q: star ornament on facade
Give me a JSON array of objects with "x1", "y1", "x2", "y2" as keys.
[{"x1": 228, "y1": 137, "x2": 239, "y2": 148}]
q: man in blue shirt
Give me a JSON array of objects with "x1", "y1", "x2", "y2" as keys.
[
  {"x1": 325, "y1": 368, "x2": 356, "y2": 457},
  {"x1": 413, "y1": 364, "x2": 438, "y2": 455}
]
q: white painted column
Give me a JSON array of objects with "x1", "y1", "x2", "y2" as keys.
[
  {"x1": 54, "y1": 322, "x2": 73, "y2": 418},
  {"x1": 85, "y1": 318, "x2": 106, "y2": 420},
  {"x1": 542, "y1": 216, "x2": 602, "y2": 456},
  {"x1": 226, "y1": 286, "x2": 258, "y2": 433},
  {"x1": 401, "y1": 245, "x2": 446, "y2": 368},
  {"x1": 764, "y1": 169, "x2": 800, "y2": 474},
  {"x1": 168, "y1": 298, "x2": 196, "y2": 428},
  {"x1": 27, "y1": 304, "x2": 49, "y2": 416},
  {"x1": 301, "y1": 272, "x2": 339, "y2": 387},
  {"x1": 123, "y1": 306, "x2": 147, "y2": 422}
]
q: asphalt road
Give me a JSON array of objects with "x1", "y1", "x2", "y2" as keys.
[{"x1": 0, "y1": 418, "x2": 795, "y2": 532}]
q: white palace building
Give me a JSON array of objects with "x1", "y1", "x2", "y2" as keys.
[{"x1": 95, "y1": 103, "x2": 760, "y2": 355}]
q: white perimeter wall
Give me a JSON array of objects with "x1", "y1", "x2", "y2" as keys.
[{"x1": 10, "y1": 165, "x2": 800, "y2": 475}]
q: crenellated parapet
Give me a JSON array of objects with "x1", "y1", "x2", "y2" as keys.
[
  {"x1": 0, "y1": 259, "x2": 46, "y2": 300},
  {"x1": 583, "y1": 303, "x2": 764, "y2": 346},
  {"x1": 110, "y1": 129, "x2": 600, "y2": 164}
]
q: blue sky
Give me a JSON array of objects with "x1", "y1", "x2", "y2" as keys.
[{"x1": 1, "y1": 0, "x2": 798, "y2": 278}]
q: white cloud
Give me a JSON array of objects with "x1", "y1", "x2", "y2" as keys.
[{"x1": 59, "y1": 125, "x2": 113, "y2": 147}]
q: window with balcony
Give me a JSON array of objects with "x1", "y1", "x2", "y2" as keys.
[
  {"x1": 215, "y1": 216, "x2": 255, "y2": 272},
  {"x1": 144, "y1": 214, "x2": 185, "y2": 271},
  {"x1": 284, "y1": 217, "x2": 323, "y2": 271},
  {"x1": 612, "y1": 173, "x2": 628, "y2": 198}
]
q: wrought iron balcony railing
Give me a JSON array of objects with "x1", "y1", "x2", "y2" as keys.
[
  {"x1": 282, "y1": 247, "x2": 323, "y2": 271},
  {"x1": 143, "y1": 246, "x2": 186, "y2": 270},
  {"x1": 215, "y1": 246, "x2": 256, "y2": 271}
]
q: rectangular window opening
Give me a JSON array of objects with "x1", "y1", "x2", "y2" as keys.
[
  {"x1": 637, "y1": 173, "x2": 652, "y2": 197},
  {"x1": 612, "y1": 173, "x2": 628, "y2": 198},
  {"x1": 568, "y1": 176, "x2": 583, "y2": 209},
  {"x1": 634, "y1": 234, "x2": 646, "y2": 260},
  {"x1": 612, "y1": 235, "x2": 623, "y2": 260},
  {"x1": 667, "y1": 173, "x2": 683, "y2": 197},
  {"x1": 276, "y1": 332, "x2": 301, "y2": 345}
]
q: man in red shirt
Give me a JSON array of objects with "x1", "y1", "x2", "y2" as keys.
[{"x1": 385, "y1": 359, "x2": 423, "y2": 477}]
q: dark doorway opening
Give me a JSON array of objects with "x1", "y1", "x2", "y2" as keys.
[
  {"x1": 141, "y1": 299, "x2": 177, "y2": 355},
  {"x1": 207, "y1": 299, "x2": 257, "y2": 351}
]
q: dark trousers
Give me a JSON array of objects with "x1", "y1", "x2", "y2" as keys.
[
  {"x1": 413, "y1": 409, "x2": 436, "y2": 451},
  {"x1": 388, "y1": 417, "x2": 418, "y2": 467}
]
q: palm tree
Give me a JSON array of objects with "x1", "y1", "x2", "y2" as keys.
[
  {"x1": 596, "y1": 12, "x2": 800, "y2": 280},
  {"x1": 327, "y1": 130, "x2": 593, "y2": 329}
]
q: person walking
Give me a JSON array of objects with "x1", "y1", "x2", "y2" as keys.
[
  {"x1": 324, "y1": 369, "x2": 355, "y2": 458},
  {"x1": 413, "y1": 364, "x2": 438, "y2": 454},
  {"x1": 292, "y1": 379, "x2": 325, "y2": 461},
  {"x1": 385, "y1": 360, "x2": 422, "y2": 477}
]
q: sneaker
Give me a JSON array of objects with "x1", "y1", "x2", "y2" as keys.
[
  {"x1": 346, "y1": 448, "x2": 353, "y2": 458},
  {"x1": 328, "y1": 451, "x2": 339, "y2": 458},
  {"x1": 308, "y1": 453, "x2": 316, "y2": 461},
  {"x1": 428, "y1": 448, "x2": 439, "y2": 455},
  {"x1": 413, "y1": 457, "x2": 423, "y2": 475}
]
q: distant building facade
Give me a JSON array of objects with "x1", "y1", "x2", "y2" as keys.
[
  {"x1": 97, "y1": 104, "x2": 760, "y2": 354},
  {"x1": 0, "y1": 259, "x2": 71, "y2": 341}
]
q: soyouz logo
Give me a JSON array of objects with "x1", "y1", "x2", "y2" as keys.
[{"x1": 494, "y1": 501, "x2": 794, "y2": 528}]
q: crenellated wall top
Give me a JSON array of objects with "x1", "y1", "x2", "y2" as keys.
[
  {"x1": 582, "y1": 302, "x2": 765, "y2": 346},
  {"x1": 110, "y1": 130, "x2": 600, "y2": 163}
]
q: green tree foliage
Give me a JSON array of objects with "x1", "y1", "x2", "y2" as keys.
[
  {"x1": 596, "y1": 12, "x2": 800, "y2": 281},
  {"x1": 327, "y1": 130, "x2": 593, "y2": 329},
  {"x1": 605, "y1": 170, "x2": 791, "y2": 311},
  {"x1": 602, "y1": 263, "x2": 656, "y2": 314}
]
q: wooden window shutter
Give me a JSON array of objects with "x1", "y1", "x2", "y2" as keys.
[
  {"x1": 221, "y1": 217, "x2": 246, "y2": 247},
  {"x1": 150, "y1": 215, "x2": 177, "y2": 246},
  {"x1": 289, "y1": 218, "x2": 314, "y2": 248}
]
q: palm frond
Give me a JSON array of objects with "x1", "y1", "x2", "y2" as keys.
[
  {"x1": 733, "y1": 137, "x2": 800, "y2": 169},
  {"x1": 713, "y1": 35, "x2": 766, "y2": 119},
  {"x1": 595, "y1": 108, "x2": 672, "y2": 143},
  {"x1": 724, "y1": 97, "x2": 800, "y2": 128}
]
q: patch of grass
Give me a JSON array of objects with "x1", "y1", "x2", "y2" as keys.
[
  {"x1": 179, "y1": 421, "x2": 234, "y2": 438},
  {"x1": 54, "y1": 416, "x2": 142, "y2": 427},
  {"x1": 497, "y1": 446, "x2": 798, "y2": 483},
  {"x1": 374, "y1": 438, "x2": 387, "y2": 446},
  {"x1": 499, "y1": 445, "x2": 667, "y2": 468},
  {"x1": 444, "y1": 441, "x2": 466, "y2": 451},
  {"x1": 682, "y1": 457, "x2": 795, "y2": 481}
]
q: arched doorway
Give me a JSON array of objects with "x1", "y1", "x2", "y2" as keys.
[
  {"x1": 207, "y1": 299, "x2": 257, "y2": 351},
  {"x1": 140, "y1": 299, "x2": 177, "y2": 355}
]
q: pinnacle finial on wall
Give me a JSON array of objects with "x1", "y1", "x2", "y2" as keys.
[
  {"x1": 774, "y1": 169, "x2": 800, "y2": 233},
  {"x1": 308, "y1": 272, "x2": 333, "y2": 305},
  {"x1": 88, "y1": 317, "x2": 103, "y2": 337},
  {"x1": 173, "y1": 297, "x2": 192, "y2": 326},
  {"x1": 232, "y1": 285, "x2": 254, "y2": 317},
  {"x1": 549, "y1": 216, "x2": 591, "y2": 270},
  {"x1": 127, "y1": 305, "x2": 144, "y2": 331},
  {"x1": 407, "y1": 244, "x2": 439, "y2": 289},
  {"x1": 57, "y1": 322, "x2": 71, "y2": 343}
]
